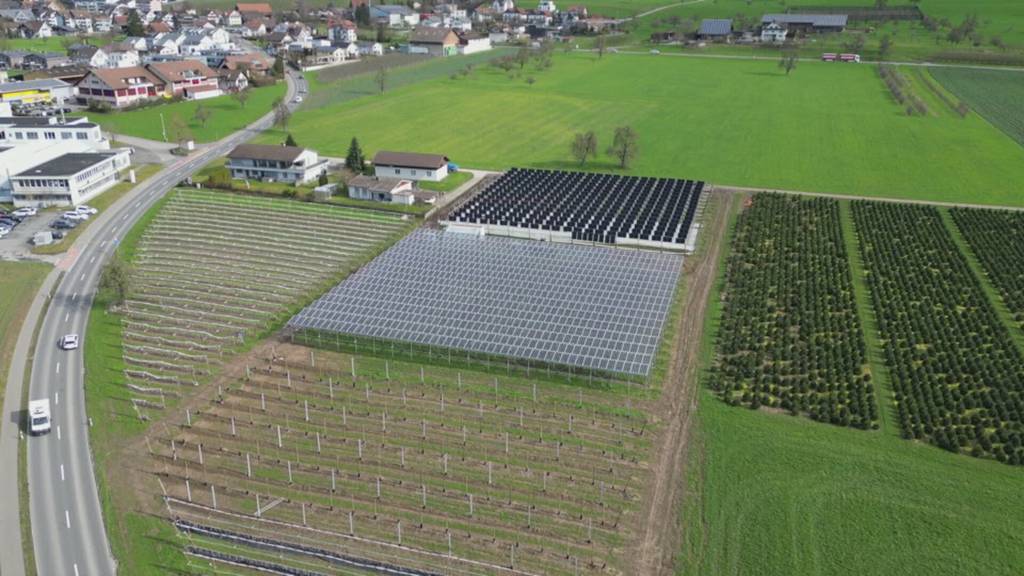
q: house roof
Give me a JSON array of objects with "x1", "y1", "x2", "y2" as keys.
[
  {"x1": 85, "y1": 66, "x2": 162, "y2": 89},
  {"x1": 147, "y1": 60, "x2": 216, "y2": 83},
  {"x1": 348, "y1": 174, "x2": 411, "y2": 194},
  {"x1": 148, "y1": 20, "x2": 171, "y2": 32},
  {"x1": 372, "y1": 4, "x2": 415, "y2": 15},
  {"x1": 228, "y1": 143, "x2": 306, "y2": 163},
  {"x1": 222, "y1": 51, "x2": 272, "y2": 70},
  {"x1": 409, "y1": 26, "x2": 457, "y2": 44},
  {"x1": 761, "y1": 13, "x2": 848, "y2": 27},
  {"x1": 14, "y1": 152, "x2": 119, "y2": 178},
  {"x1": 235, "y1": 2, "x2": 272, "y2": 15},
  {"x1": 699, "y1": 18, "x2": 732, "y2": 36},
  {"x1": 373, "y1": 150, "x2": 448, "y2": 169}
]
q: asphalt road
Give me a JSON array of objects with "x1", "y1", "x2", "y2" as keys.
[{"x1": 26, "y1": 69, "x2": 299, "y2": 576}]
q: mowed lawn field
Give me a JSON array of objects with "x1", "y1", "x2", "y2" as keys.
[
  {"x1": 0, "y1": 262, "x2": 50, "y2": 405},
  {"x1": 265, "y1": 52, "x2": 1024, "y2": 206},
  {"x1": 81, "y1": 82, "x2": 285, "y2": 143},
  {"x1": 682, "y1": 394, "x2": 1024, "y2": 576}
]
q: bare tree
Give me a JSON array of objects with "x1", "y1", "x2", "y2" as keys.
[
  {"x1": 193, "y1": 104, "x2": 211, "y2": 128},
  {"x1": 232, "y1": 89, "x2": 250, "y2": 108},
  {"x1": 274, "y1": 99, "x2": 291, "y2": 130},
  {"x1": 607, "y1": 126, "x2": 638, "y2": 169},
  {"x1": 779, "y1": 50, "x2": 798, "y2": 75},
  {"x1": 878, "y1": 35, "x2": 893, "y2": 60},
  {"x1": 571, "y1": 131, "x2": 597, "y2": 166},
  {"x1": 376, "y1": 66, "x2": 388, "y2": 94},
  {"x1": 168, "y1": 113, "x2": 192, "y2": 146},
  {"x1": 595, "y1": 33, "x2": 607, "y2": 59}
]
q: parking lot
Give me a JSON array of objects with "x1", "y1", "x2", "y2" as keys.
[{"x1": 0, "y1": 209, "x2": 68, "y2": 263}]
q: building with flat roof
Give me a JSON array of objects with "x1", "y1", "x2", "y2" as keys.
[
  {"x1": 11, "y1": 149, "x2": 131, "y2": 207},
  {"x1": 0, "y1": 78, "x2": 74, "y2": 105},
  {"x1": 226, "y1": 144, "x2": 329, "y2": 184}
]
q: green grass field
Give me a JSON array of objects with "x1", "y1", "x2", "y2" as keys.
[
  {"x1": 81, "y1": 82, "x2": 286, "y2": 143},
  {"x1": 930, "y1": 67, "x2": 1024, "y2": 147},
  {"x1": 0, "y1": 262, "x2": 50, "y2": 406},
  {"x1": 265, "y1": 52, "x2": 1024, "y2": 206}
]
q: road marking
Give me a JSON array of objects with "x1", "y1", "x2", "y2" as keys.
[
  {"x1": 72, "y1": 292, "x2": 78, "y2": 301},
  {"x1": 79, "y1": 272, "x2": 85, "y2": 282},
  {"x1": 90, "y1": 256, "x2": 96, "y2": 264},
  {"x1": 100, "y1": 241, "x2": 107, "y2": 248},
  {"x1": 65, "y1": 509, "x2": 70, "y2": 529},
  {"x1": 112, "y1": 225, "x2": 119, "y2": 233},
  {"x1": 60, "y1": 464, "x2": 65, "y2": 482},
  {"x1": 65, "y1": 312, "x2": 69, "y2": 322},
  {"x1": 121, "y1": 214, "x2": 128, "y2": 221},
  {"x1": 73, "y1": 563, "x2": 79, "y2": 576},
  {"x1": 55, "y1": 362, "x2": 60, "y2": 375},
  {"x1": 56, "y1": 426, "x2": 61, "y2": 440},
  {"x1": 55, "y1": 391, "x2": 59, "y2": 406}
]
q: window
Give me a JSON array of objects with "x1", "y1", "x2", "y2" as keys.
[
  {"x1": 26, "y1": 132, "x2": 38, "y2": 140},
  {"x1": 44, "y1": 131, "x2": 55, "y2": 140},
  {"x1": 14, "y1": 132, "x2": 22, "y2": 140},
  {"x1": 76, "y1": 132, "x2": 87, "y2": 140},
  {"x1": 61, "y1": 132, "x2": 72, "y2": 140}
]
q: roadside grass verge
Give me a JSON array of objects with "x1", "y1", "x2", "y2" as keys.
[
  {"x1": 32, "y1": 164, "x2": 162, "y2": 255},
  {"x1": 0, "y1": 262, "x2": 51, "y2": 406}
]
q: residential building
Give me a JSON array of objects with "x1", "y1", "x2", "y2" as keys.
[
  {"x1": 217, "y1": 69, "x2": 248, "y2": 92},
  {"x1": 0, "y1": 50, "x2": 29, "y2": 70},
  {"x1": 457, "y1": 31, "x2": 492, "y2": 54},
  {"x1": 760, "y1": 21, "x2": 787, "y2": 42},
  {"x1": 22, "y1": 52, "x2": 70, "y2": 70},
  {"x1": 347, "y1": 175, "x2": 415, "y2": 204},
  {"x1": 226, "y1": 144, "x2": 329, "y2": 184},
  {"x1": 148, "y1": 60, "x2": 221, "y2": 98},
  {"x1": 327, "y1": 19, "x2": 358, "y2": 44},
  {"x1": 372, "y1": 150, "x2": 449, "y2": 182},
  {"x1": 235, "y1": 2, "x2": 273, "y2": 18},
  {"x1": 357, "y1": 41, "x2": 383, "y2": 56},
  {"x1": 221, "y1": 51, "x2": 273, "y2": 75},
  {"x1": 75, "y1": 66, "x2": 162, "y2": 108},
  {"x1": 11, "y1": 149, "x2": 132, "y2": 207},
  {"x1": 409, "y1": 26, "x2": 460, "y2": 56},
  {"x1": 371, "y1": 4, "x2": 420, "y2": 28}
]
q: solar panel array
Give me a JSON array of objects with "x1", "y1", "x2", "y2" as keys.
[
  {"x1": 449, "y1": 168, "x2": 705, "y2": 245},
  {"x1": 289, "y1": 229, "x2": 683, "y2": 376}
]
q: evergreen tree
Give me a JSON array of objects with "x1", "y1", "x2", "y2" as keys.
[
  {"x1": 285, "y1": 133, "x2": 298, "y2": 147},
  {"x1": 346, "y1": 137, "x2": 365, "y2": 173}
]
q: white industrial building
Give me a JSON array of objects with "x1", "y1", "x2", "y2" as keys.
[
  {"x1": 0, "y1": 114, "x2": 117, "y2": 204},
  {"x1": 372, "y1": 151, "x2": 449, "y2": 182},
  {"x1": 11, "y1": 149, "x2": 132, "y2": 207}
]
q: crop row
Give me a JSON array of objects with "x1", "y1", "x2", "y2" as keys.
[{"x1": 710, "y1": 194, "x2": 876, "y2": 429}]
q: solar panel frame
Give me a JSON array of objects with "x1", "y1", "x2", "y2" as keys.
[{"x1": 289, "y1": 229, "x2": 683, "y2": 377}]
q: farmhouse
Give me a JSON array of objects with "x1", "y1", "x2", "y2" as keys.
[
  {"x1": 226, "y1": 144, "x2": 329, "y2": 184},
  {"x1": 409, "y1": 26, "x2": 460, "y2": 56},
  {"x1": 761, "y1": 14, "x2": 848, "y2": 34},
  {"x1": 760, "y1": 21, "x2": 787, "y2": 42},
  {"x1": 373, "y1": 150, "x2": 449, "y2": 182},
  {"x1": 10, "y1": 149, "x2": 131, "y2": 207},
  {"x1": 235, "y1": 2, "x2": 273, "y2": 18},
  {"x1": 698, "y1": 18, "x2": 732, "y2": 40},
  {"x1": 22, "y1": 52, "x2": 70, "y2": 70},
  {"x1": 75, "y1": 67, "x2": 162, "y2": 108},
  {"x1": 457, "y1": 31, "x2": 492, "y2": 54},
  {"x1": 347, "y1": 174, "x2": 415, "y2": 204}
]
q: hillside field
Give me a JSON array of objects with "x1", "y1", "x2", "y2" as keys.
[{"x1": 263, "y1": 52, "x2": 1024, "y2": 207}]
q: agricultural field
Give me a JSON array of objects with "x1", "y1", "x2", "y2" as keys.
[
  {"x1": 79, "y1": 82, "x2": 286, "y2": 143},
  {"x1": 0, "y1": 262, "x2": 50, "y2": 406},
  {"x1": 266, "y1": 52, "x2": 1024, "y2": 207},
  {"x1": 151, "y1": 342, "x2": 654, "y2": 575},
  {"x1": 709, "y1": 194, "x2": 875, "y2": 428},
  {"x1": 118, "y1": 189, "x2": 410, "y2": 419},
  {"x1": 851, "y1": 201, "x2": 1024, "y2": 464},
  {"x1": 930, "y1": 68, "x2": 1024, "y2": 148},
  {"x1": 951, "y1": 208, "x2": 1024, "y2": 327}
]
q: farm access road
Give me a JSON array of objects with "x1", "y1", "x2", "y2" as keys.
[
  {"x1": 0, "y1": 70, "x2": 299, "y2": 576},
  {"x1": 634, "y1": 190, "x2": 738, "y2": 576}
]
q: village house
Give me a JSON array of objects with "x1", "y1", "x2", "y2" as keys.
[
  {"x1": 75, "y1": 66, "x2": 162, "y2": 108},
  {"x1": 373, "y1": 150, "x2": 449, "y2": 182},
  {"x1": 409, "y1": 26, "x2": 460, "y2": 56},
  {"x1": 147, "y1": 60, "x2": 221, "y2": 99},
  {"x1": 226, "y1": 144, "x2": 329, "y2": 184}
]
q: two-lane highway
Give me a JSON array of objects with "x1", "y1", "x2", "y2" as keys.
[{"x1": 27, "y1": 69, "x2": 299, "y2": 576}]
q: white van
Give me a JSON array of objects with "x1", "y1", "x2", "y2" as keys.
[{"x1": 28, "y1": 399, "x2": 51, "y2": 435}]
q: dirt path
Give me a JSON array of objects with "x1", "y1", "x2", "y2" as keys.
[{"x1": 634, "y1": 190, "x2": 737, "y2": 576}]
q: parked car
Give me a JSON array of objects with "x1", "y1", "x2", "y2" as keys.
[
  {"x1": 0, "y1": 227, "x2": 10, "y2": 238},
  {"x1": 51, "y1": 219, "x2": 77, "y2": 230},
  {"x1": 62, "y1": 211, "x2": 86, "y2": 221},
  {"x1": 0, "y1": 218, "x2": 17, "y2": 229},
  {"x1": 75, "y1": 205, "x2": 97, "y2": 215},
  {"x1": 12, "y1": 207, "x2": 37, "y2": 217}
]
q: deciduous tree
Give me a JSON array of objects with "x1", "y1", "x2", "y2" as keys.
[
  {"x1": 607, "y1": 126, "x2": 638, "y2": 169},
  {"x1": 570, "y1": 131, "x2": 597, "y2": 166}
]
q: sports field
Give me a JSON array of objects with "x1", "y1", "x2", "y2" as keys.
[
  {"x1": 265, "y1": 52, "x2": 1024, "y2": 207},
  {"x1": 80, "y1": 82, "x2": 286, "y2": 143}
]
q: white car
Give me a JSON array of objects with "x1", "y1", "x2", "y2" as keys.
[
  {"x1": 12, "y1": 207, "x2": 37, "y2": 217},
  {"x1": 62, "y1": 211, "x2": 86, "y2": 221},
  {"x1": 75, "y1": 205, "x2": 98, "y2": 215},
  {"x1": 59, "y1": 334, "x2": 79, "y2": 350},
  {"x1": 293, "y1": 96, "x2": 303, "y2": 103},
  {"x1": 0, "y1": 227, "x2": 10, "y2": 238}
]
